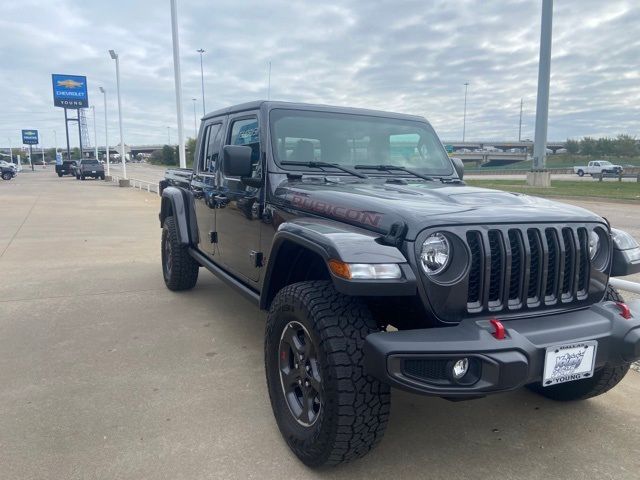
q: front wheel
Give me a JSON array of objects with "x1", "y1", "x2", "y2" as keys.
[
  {"x1": 1, "y1": 172, "x2": 12, "y2": 180},
  {"x1": 265, "y1": 281, "x2": 390, "y2": 467},
  {"x1": 57, "y1": 172, "x2": 63, "y2": 177}
]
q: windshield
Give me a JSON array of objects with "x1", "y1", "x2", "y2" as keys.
[{"x1": 270, "y1": 109, "x2": 453, "y2": 176}]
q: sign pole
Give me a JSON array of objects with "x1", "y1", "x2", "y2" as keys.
[
  {"x1": 77, "y1": 109, "x2": 83, "y2": 159},
  {"x1": 29, "y1": 145, "x2": 34, "y2": 171},
  {"x1": 64, "y1": 108, "x2": 71, "y2": 160}
]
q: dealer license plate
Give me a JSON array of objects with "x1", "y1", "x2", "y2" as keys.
[
  {"x1": 542, "y1": 341, "x2": 597, "y2": 387},
  {"x1": 92, "y1": 170, "x2": 97, "y2": 173}
]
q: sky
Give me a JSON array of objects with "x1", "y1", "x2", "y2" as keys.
[{"x1": 0, "y1": 0, "x2": 638, "y2": 148}]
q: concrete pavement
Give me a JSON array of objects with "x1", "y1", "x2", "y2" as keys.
[{"x1": 1, "y1": 171, "x2": 639, "y2": 480}]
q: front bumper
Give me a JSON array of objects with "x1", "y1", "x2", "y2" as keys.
[{"x1": 364, "y1": 300, "x2": 640, "y2": 398}]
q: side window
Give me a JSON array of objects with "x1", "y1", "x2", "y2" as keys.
[
  {"x1": 228, "y1": 117, "x2": 260, "y2": 176},
  {"x1": 199, "y1": 123, "x2": 222, "y2": 173}
]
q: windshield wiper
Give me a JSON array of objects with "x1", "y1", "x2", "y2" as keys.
[
  {"x1": 354, "y1": 164, "x2": 434, "y2": 181},
  {"x1": 281, "y1": 161, "x2": 368, "y2": 179}
]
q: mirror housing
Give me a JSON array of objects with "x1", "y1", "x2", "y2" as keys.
[
  {"x1": 451, "y1": 157, "x2": 464, "y2": 180},
  {"x1": 223, "y1": 145, "x2": 253, "y2": 177}
]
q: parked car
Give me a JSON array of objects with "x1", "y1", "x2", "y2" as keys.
[
  {"x1": 75, "y1": 159, "x2": 105, "y2": 180},
  {"x1": 1, "y1": 160, "x2": 17, "y2": 180},
  {"x1": 55, "y1": 160, "x2": 78, "y2": 177},
  {"x1": 573, "y1": 160, "x2": 623, "y2": 177},
  {"x1": 159, "y1": 101, "x2": 640, "y2": 467}
]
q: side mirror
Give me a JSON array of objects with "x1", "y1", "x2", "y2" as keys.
[
  {"x1": 451, "y1": 157, "x2": 464, "y2": 180},
  {"x1": 222, "y1": 145, "x2": 253, "y2": 177}
]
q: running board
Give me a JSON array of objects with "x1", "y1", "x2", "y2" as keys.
[{"x1": 188, "y1": 248, "x2": 260, "y2": 306}]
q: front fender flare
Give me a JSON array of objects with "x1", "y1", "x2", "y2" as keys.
[{"x1": 260, "y1": 218, "x2": 416, "y2": 309}]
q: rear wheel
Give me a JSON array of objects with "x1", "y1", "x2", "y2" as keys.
[
  {"x1": 265, "y1": 281, "x2": 390, "y2": 467},
  {"x1": 161, "y1": 216, "x2": 199, "y2": 291},
  {"x1": 57, "y1": 172, "x2": 63, "y2": 177},
  {"x1": 577, "y1": 169, "x2": 584, "y2": 177},
  {"x1": 527, "y1": 286, "x2": 630, "y2": 401}
]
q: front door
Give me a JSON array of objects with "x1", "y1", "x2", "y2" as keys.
[
  {"x1": 215, "y1": 113, "x2": 263, "y2": 282},
  {"x1": 193, "y1": 120, "x2": 224, "y2": 258}
]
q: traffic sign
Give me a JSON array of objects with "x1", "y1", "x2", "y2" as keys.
[
  {"x1": 52, "y1": 74, "x2": 88, "y2": 108},
  {"x1": 22, "y1": 129, "x2": 39, "y2": 145}
]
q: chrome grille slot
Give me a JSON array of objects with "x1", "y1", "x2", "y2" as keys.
[{"x1": 463, "y1": 224, "x2": 597, "y2": 315}]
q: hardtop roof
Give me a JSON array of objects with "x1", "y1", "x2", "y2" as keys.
[{"x1": 201, "y1": 100, "x2": 427, "y2": 123}]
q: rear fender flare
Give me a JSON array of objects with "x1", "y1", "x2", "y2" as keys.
[{"x1": 159, "y1": 186, "x2": 199, "y2": 246}]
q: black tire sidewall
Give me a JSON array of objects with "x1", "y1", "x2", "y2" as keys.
[{"x1": 577, "y1": 170, "x2": 584, "y2": 176}]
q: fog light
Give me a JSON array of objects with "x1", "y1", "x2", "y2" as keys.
[{"x1": 452, "y1": 358, "x2": 469, "y2": 380}]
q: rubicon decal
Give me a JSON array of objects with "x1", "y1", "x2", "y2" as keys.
[{"x1": 290, "y1": 192, "x2": 382, "y2": 227}]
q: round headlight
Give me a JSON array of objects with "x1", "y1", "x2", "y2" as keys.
[
  {"x1": 420, "y1": 233, "x2": 450, "y2": 275},
  {"x1": 588, "y1": 230, "x2": 600, "y2": 260}
]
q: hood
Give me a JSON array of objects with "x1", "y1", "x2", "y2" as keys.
[{"x1": 271, "y1": 176, "x2": 605, "y2": 240}]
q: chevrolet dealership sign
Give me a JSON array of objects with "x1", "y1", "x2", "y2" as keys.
[{"x1": 52, "y1": 74, "x2": 88, "y2": 108}]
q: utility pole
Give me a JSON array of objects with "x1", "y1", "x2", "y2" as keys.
[
  {"x1": 99, "y1": 86, "x2": 110, "y2": 176},
  {"x1": 192, "y1": 98, "x2": 197, "y2": 137},
  {"x1": 462, "y1": 82, "x2": 469, "y2": 142},
  {"x1": 531, "y1": 0, "x2": 553, "y2": 183},
  {"x1": 197, "y1": 49, "x2": 206, "y2": 115},
  {"x1": 109, "y1": 49, "x2": 127, "y2": 180},
  {"x1": 170, "y1": 0, "x2": 186, "y2": 168},
  {"x1": 518, "y1": 98, "x2": 523, "y2": 142},
  {"x1": 267, "y1": 61, "x2": 272, "y2": 100}
]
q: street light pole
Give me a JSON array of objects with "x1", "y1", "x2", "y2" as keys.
[
  {"x1": 167, "y1": 126, "x2": 171, "y2": 145},
  {"x1": 109, "y1": 49, "x2": 127, "y2": 179},
  {"x1": 99, "y1": 86, "x2": 110, "y2": 176},
  {"x1": 462, "y1": 82, "x2": 469, "y2": 142},
  {"x1": 91, "y1": 105, "x2": 98, "y2": 161},
  {"x1": 267, "y1": 61, "x2": 272, "y2": 100},
  {"x1": 192, "y1": 98, "x2": 198, "y2": 137},
  {"x1": 197, "y1": 49, "x2": 206, "y2": 115},
  {"x1": 8, "y1": 137, "x2": 13, "y2": 163},
  {"x1": 532, "y1": 0, "x2": 553, "y2": 171},
  {"x1": 518, "y1": 98, "x2": 523, "y2": 142},
  {"x1": 170, "y1": 0, "x2": 186, "y2": 168}
]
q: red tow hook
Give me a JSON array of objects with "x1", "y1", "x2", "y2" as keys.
[
  {"x1": 615, "y1": 302, "x2": 632, "y2": 320},
  {"x1": 490, "y1": 318, "x2": 506, "y2": 340}
]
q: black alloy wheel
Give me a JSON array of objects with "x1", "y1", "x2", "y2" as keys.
[{"x1": 278, "y1": 321, "x2": 323, "y2": 427}]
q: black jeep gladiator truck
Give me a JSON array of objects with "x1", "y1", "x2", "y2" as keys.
[
  {"x1": 1, "y1": 161, "x2": 17, "y2": 180},
  {"x1": 159, "y1": 101, "x2": 640, "y2": 467},
  {"x1": 74, "y1": 159, "x2": 105, "y2": 180},
  {"x1": 55, "y1": 160, "x2": 77, "y2": 177}
]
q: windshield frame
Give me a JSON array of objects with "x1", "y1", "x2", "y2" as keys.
[{"x1": 268, "y1": 108, "x2": 454, "y2": 178}]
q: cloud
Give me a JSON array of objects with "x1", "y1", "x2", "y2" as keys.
[{"x1": 0, "y1": 0, "x2": 638, "y2": 148}]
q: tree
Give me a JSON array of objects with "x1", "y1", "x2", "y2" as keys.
[
  {"x1": 580, "y1": 137, "x2": 597, "y2": 156},
  {"x1": 565, "y1": 139, "x2": 580, "y2": 154},
  {"x1": 186, "y1": 137, "x2": 196, "y2": 165},
  {"x1": 613, "y1": 134, "x2": 638, "y2": 157},
  {"x1": 149, "y1": 145, "x2": 178, "y2": 165}
]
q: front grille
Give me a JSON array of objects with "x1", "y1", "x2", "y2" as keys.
[{"x1": 466, "y1": 225, "x2": 591, "y2": 314}]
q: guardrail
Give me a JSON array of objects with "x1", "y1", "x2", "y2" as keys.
[
  {"x1": 610, "y1": 278, "x2": 640, "y2": 296},
  {"x1": 109, "y1": 175, "x2": 160, "y2": 195}
]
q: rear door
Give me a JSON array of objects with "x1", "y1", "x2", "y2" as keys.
[{"x1": 193, "y1": 118, "x2": 225, "y2": 259}]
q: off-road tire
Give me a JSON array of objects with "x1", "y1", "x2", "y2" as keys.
[
  {"x1": 1, "y1": 172, "x2": 12, "y2": 180},
  {"x1": 265, "y1": 281, "x2": 390, "y2": 467},
  {"x1": 161, "y1": 216, "x2": 199, "y2": 291},
  {"x1": 527, "y1": 286, "x2": 629, "y2": 401},
  {"x1": 76, "y1": 174, "x2": 80, "y2": 180},
  {"x1": 80, "y1": 175, "x2": 85, "y2": 180},
  {"x1": 100, "y1": 173, "x2": 105, "y2": 180},
  {"x1": 57, "y1": 172, "x2": 63, "y2": 177},
  {"x1": 577, "y1": 169, "x2": 584, "y2": 177}
]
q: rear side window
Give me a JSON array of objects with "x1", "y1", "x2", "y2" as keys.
[{"x1": 199, "y1": 123, "x2": 222, "y2": 173}]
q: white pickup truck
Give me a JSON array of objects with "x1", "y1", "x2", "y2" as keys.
[{"x1": 573, "y1": 160, "x2": 623, "y2": 177}]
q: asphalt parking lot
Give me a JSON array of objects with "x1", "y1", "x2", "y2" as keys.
[{"x1": 1, "y1": 172, "x2": 639, "y2": 480}]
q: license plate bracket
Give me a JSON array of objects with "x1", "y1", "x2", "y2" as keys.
[{"x1": 542, "y1": 341, "x2": 597, "y2": 387}]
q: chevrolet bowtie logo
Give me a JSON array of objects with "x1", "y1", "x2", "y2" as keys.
[{"x1": 56, "y1": 79, "x2": 84, "y2": 88}]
